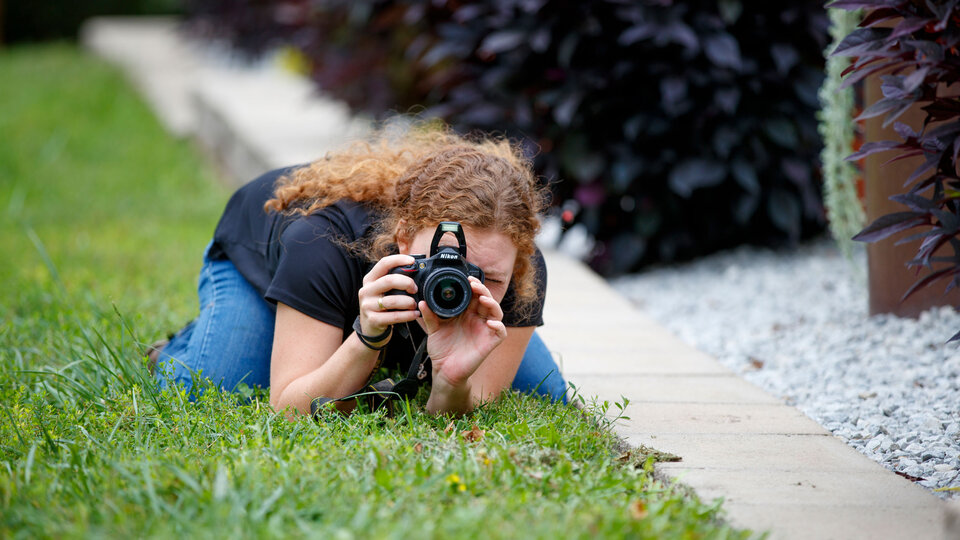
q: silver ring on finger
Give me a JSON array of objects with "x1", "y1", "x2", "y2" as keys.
[{"x1": 378, "y1": 295, "x2": 385, "y2": 311}]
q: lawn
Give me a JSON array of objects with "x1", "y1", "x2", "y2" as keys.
[{"x1": 0, "y1": 44, "x2": 753, "y2": 539}]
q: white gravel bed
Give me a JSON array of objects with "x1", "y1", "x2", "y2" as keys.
[{"x1": 609, "y1": 238, "x2": 960, "y2": 499}]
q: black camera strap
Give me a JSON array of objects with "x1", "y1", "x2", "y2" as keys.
[{"x1": 310, "y1": 330, "x2": 431, "y2": 420}]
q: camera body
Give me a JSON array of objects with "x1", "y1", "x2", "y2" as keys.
[{"x1": 387, "y1": 222, "x2": 484, "y2": 319}]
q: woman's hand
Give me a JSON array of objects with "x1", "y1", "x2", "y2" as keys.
[
  {"x1": 421, "y1": 276, "x2": 508, "y2": 389},
  {"x1": 357, "y1": 254, "x2": 421, "y2": 337}
]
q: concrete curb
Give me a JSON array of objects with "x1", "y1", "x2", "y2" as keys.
[{"x1": 81, "y1": 17, "x2": 953, "y2": 539}]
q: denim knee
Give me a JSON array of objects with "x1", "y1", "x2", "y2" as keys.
[
  {"x1": 155, "y1": 254, "x2": 275, "y2": 395},
  {"x1": 512, "y1": 331, "x2": 568, "y2": 403}
]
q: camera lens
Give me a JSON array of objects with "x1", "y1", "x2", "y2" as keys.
[
  {"x1": 434, "y1": 277, "x2": 463, "y2": 308},
  {"x1": 439, "y1": 282, "x2": 457, "y2": 302},
  {"x1": 424, "y1": 270, "x2": 471, "y2": 318}
]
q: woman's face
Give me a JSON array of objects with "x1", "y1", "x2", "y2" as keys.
[{"x1": 397, "y1": 225, "x2": 517, "y2": 304}]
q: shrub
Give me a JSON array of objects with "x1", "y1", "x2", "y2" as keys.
[
  {"x1": 186, "y1": 1, "x2": 830, "y2": 274},
  {"x1": 833, "y1": 1, "x2": 960, "y2": 337}
]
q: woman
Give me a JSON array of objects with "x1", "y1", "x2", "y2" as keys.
[{"x1": 152, "y1": 123, "x2": 567, "y2": 416}]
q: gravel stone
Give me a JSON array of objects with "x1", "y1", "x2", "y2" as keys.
[
  {"x1": 611, "y1": 239, "x2": 960, "y2": 499},
  {"x1": 906, "y1": 443, "x2": 925, "y2": 454}
]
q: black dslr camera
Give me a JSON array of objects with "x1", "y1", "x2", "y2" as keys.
[{"x1": 387, "y1": 222, "x2": 485, "y2": 319}]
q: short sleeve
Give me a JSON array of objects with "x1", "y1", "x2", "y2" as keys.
[
  {"x1": 500, "y1": 248, "x2": 547, "y2": 327},
  {"x1": 264, "y1": 213, "x2": 366, "y2": 334}
]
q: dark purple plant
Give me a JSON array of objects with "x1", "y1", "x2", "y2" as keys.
[
  {"x1": 186, "y1": 1, "x2": 829, "y2": 275},
  {"x1": 412, "y1": 1, "x2": 829, "y2": 274},
  {"x1": 833, "y1": 1, "x2": 960, "y2": 338}
]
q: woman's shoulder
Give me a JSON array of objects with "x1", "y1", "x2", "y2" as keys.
[{"x1": 285, "y1": 198, "x2": 379, "y2": 243}]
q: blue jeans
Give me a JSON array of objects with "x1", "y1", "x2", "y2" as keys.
[{"x1": 156, "y1": 246, "x2": 568, "y2": 403}]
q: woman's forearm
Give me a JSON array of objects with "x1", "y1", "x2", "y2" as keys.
[{"x1": 271, "y1": 334, "x2": 383, "y2": 416}]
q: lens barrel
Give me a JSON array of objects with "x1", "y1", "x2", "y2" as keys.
[{"x1": 423, "y1": 269, "x2": 472, "y2": 318}]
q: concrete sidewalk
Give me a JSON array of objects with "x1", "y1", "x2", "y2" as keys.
[
  {"x1": 81, "y1": 17, "x2": 954, "y2": 539},
  {"x1": 538, "y1": 251, "x2": 950, "y2": 539}
]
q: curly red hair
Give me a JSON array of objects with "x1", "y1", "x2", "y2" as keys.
[{"x1": 264, "y1": 122, "x2": 548, "y2": 310}]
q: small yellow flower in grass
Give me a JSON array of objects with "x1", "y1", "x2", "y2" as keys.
[{"x1": 446, "y1": 473, "x2": 467, "y2": 492}]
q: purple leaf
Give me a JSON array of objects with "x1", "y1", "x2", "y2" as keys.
[
  {"x1": 947, "y1": 328, "x2": 960, "y2": 343},
  {"x1": 933, "y1": 209, "x2": 960, "y2": 232},
  {"x1": 660, "y1": 77, "x2": 688, "y2": 114},
  {"x1": 893, "y1": 121, "x2": 918, "y2": 140},
  {"x1": 478, "y1": 30, "x2": 526, "y2": 55},
  {"x1": 856, "y1": 7, "x2": 905, "y2": 28},
  {"x1": 890, "y1": 193, "x2": 938, "y2": 211},
  {"x1": 895, "y1": 228, "x2": 945, "y2": 245},
  {"x1": 901, "y1": 267, "x2": 958, "y2": 302},
  {"x1": 770, "y1": 43, "x2": 799, "y2": 76},
  {"x1": 668, "y1": 159, "x2": 727, "y2": 198},
  {"x1": 895, "y1": 69, "x2": 931, "y2": 96},
  {"x1": 839, "y1": 60, "x2": 911, "y2": 89},
  {"x1": 704, "y1": 33, "x2": 742, "y2": 70},
  {"x1": 618, "y1": 23, "x2": 656, "y2": 47},
  {"x1": 763, "y1": 118, "x2": 798, "y2": 148},
  {"x1": 882, "y1": 149, "x2": 925, "y2": 166},
  {"x1": 731, "y1": 159, "x2": 760, "y2": 194},
  {"x1": 831, "y1": 27, "x2": 893, "y2": 57},
  {"x1": 925, "y1": 122, "x2": 960, "y2": 139},
  {"x1": 853, "y1": 211, "x2": 929, "y2": 242},
  {"x1": 883, "y1": 100, "x2": 918, "y2": 128},
  {"x1": 714, "y1": 87, "x2": 739, "y2": 114},
  {"x1": 905, "y1": 154, "x2": 940, "y2": 186},
  {"x1": 856, "y1": 96, "x2": 909, "y2": 121},
  {"x1": 902, "y1": 39, "x2": 945, "y2": 62},
  {"x1": 662, "y1": 21, "x2": 699, "y2": 53},
  {"x1": 553, "y1": 91, "x2": 583, "y2": 126},
  {"x1": 889, "y1": 17, "x2": 930, "y2": 40},
  {"x1": 846, "y1": 140, "x2": 901, "y2": 161}
]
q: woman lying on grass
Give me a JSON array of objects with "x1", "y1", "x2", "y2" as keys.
[{"x1": 150, "y1": 122, "x2": 567, "y2": 416}]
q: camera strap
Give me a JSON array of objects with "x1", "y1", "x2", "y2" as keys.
[{"x1": 310, "y1": 332, "x2": 431, "y2": 420}]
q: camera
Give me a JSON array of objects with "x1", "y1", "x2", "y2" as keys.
[{"x1": 387, "y1": 222, "x2": 485, "y2": 319}]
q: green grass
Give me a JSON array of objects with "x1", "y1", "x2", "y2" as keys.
[{"x1": 0, "y1": 44, "x2": 754, "y2": 539}]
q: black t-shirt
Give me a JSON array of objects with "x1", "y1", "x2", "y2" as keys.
[{"x1": 208, "y1": 167, "x2": 546, "y2": 368}]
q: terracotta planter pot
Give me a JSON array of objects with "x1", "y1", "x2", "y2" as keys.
[{"x1": 863, "y1": 76, "x2": 960, "y2": 317}]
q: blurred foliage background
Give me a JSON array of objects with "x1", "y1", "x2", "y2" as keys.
[
  {"x1": 184, "y1": 0, "x2": 831, "y2": 274},
  {"x1": 4, "y1": 0, "x2": 833, "y2": 275}
]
